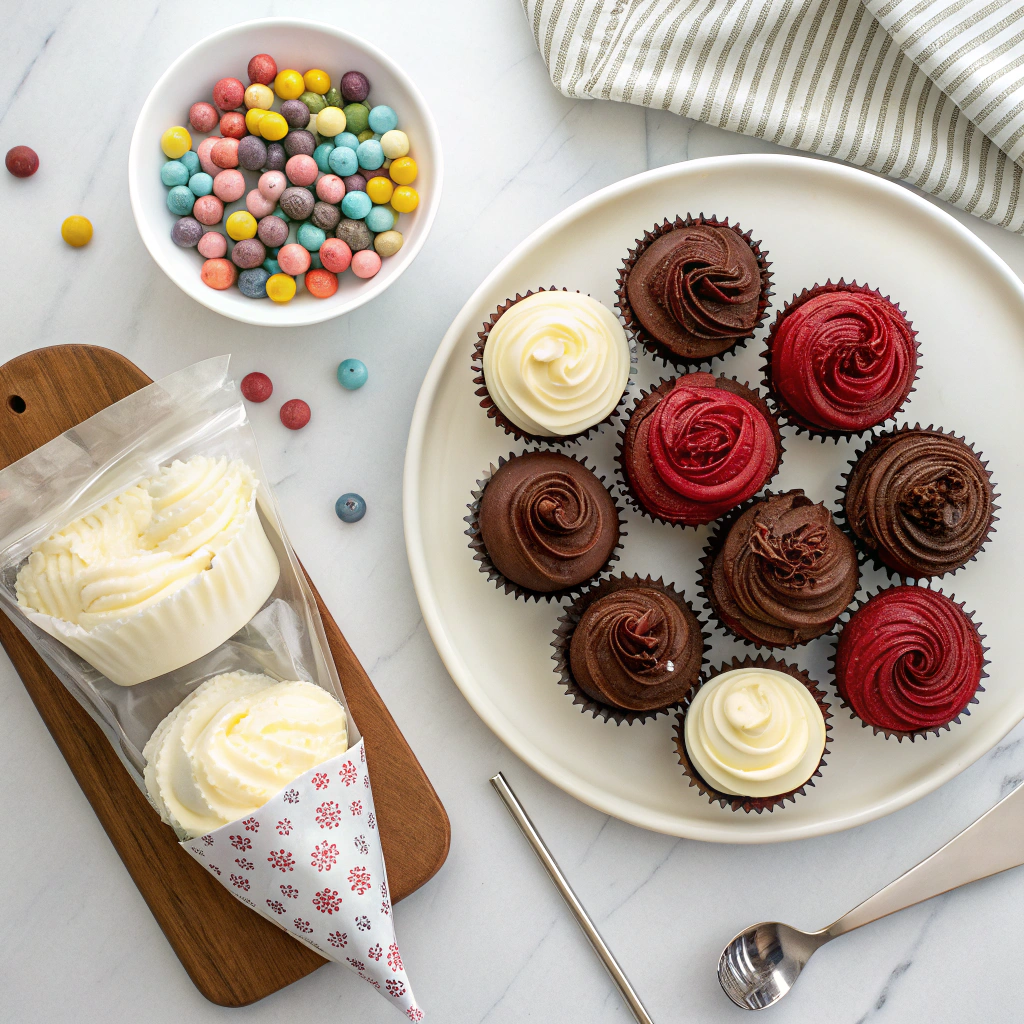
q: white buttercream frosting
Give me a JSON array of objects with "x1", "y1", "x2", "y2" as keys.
[
  {"x1": 482, "y1": 291, "x2": 630, "y2": 436},
  {"x1": 15, "y1": 456, "x2": 280, "y2": 686},
  {"x1": 143, "y1": 671, "x2": 349, "y2": 838},
  {"x1": 684, "y1": 667, "x2": 826, "y2": 797}
]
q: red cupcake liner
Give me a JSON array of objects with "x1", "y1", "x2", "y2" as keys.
[
  {"x1": 471, "y1": 287, "x2": 637, "y2": 447},
  {"x1": 760, "y1": 280, "x2": 921, "y2": 443},
  {"x1": 614, "y1": 214, "x2": 773, "y2": 370},
  {"x1": 827, "y1": 583, "x2": 988, "y2": 742},
  {"x1": 699, "y1": 488, "x2": 859, "y2": 650},
  {"x1": 671, "y1": 654, "x2": 832, "y2": 813},
  {"x1": 835, "y1": 423, "x2": 999, "y2": 582},
  {"x1": 551, "y1": 573, "x2": 709, "y2": 725},
  {"x1": 465, "y1": 450, "x2": 627, "y2": 603},
  {"x1": 614, "y1": 375, "x2": 785, "y2": 530}
]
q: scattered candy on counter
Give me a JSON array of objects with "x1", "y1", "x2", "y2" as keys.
[
  {"x1": 280, "y1": 398, "x2": 311, "y2": 429},
  {"x1": 337, "y1": 358, "x2": 368, "y2": 389},
  {"x1": 241, "y1": 371, "x2": 274, "y2": 402},
  {"x1": 61, "y1": 215, "x2": 93, "y2": 248},
  {"x1": 5, "y1": 145, "x2": 39, "y2": 177},
  {"x1": 157, "y1": 55, "x2": 420, "y2": 302},
  {"x1": 335, "y1": 493, "x2": 366, "y2": 523}
]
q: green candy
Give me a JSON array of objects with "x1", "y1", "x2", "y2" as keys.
[
  {"x1": 323, "y1": 87, "x2": 342, "y2": 108},
  {"x1": 343, "y1": 102, "x2": 370, "y2": 135},
  {"x1": 357, "y1": 129, "x2": 374, "y2": 143},
  {"x1": 300, "y1": 91, "x2": 327, "y2": 115}
]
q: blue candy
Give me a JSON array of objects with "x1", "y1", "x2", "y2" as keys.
[
  {"x1": 368, "y1": 105, "x2": 398, "y2": 134},
  {"x1": 296, "y1": 222, "x2": 326, "y2": 252},
  {"x1": 166, "y1": 185, "x2": 195, "y2": 215},
  {"x1": 161, "y1": 160, "x2": 189, "y2": 187},
  {"x1": 273, "y1": 208, "x2": 291, "y2": 223},
  {"x1": 328, "y1": 145, "x2": 358, "y2": 176},
  {"x1": 179, "y1": 150, "x2": 201, "y2": 175},
  {"x1": 335, "y1": 493, "x2": 366, "y2": 523},
  {"x1": 341, "y1": 190, "x2": 372, "y2": 220},
  {"x1": 313, "y1": 142, "x2": 335, "y2": 173},
  {"x1": 263, "y1": 258, "x2": 281, "y2": 275},
  {"x1": 238, "y1": 267, "x2": 271, "y2": 298},
  {"x1": 309, "y1": 251, "x2": 323, "y2": 270},
  {"x1": 337, "y1": 358, "x2": 368, "y2": 390},
  {"x1": 334, "y1": 131, "x2": 359, "y2": 152},
  {"x1": 188, "y1": 172, "x2": 214, "y2": 196},
  {"x1": 356, "y1": 139, "x2": 384, "y2": 171},
  {"x1": 364, "y1": 205, "x2": 394, "y2": 233}
]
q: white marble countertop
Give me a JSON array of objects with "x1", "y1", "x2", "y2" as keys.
[{"x1": 3, "y1": 2, "x2": 1024, "y2": 1022}]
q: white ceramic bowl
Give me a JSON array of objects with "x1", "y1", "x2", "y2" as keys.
[{"x1": 128, "y1": 18, "x2": 442, "y2": 326}]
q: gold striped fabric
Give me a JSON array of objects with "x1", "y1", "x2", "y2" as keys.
[{"x1": 522, "y1": 0, "x2": 1024, "y2": 232}]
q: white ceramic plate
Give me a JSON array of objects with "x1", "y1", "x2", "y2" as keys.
[{"x1": 404, "y1": 154, "x2": 1024, "y2": 843}]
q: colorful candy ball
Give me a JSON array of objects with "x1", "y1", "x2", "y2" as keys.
[
  {"x1": 283, "y1": 130, "x2": 316, "y2": 157},
  {"x1": 305, "y1": 268, "x2": 338, "y2": 298},
  {"x1": 226, "y1": 210, "x2": 258, "y2": 241},
  {"x1": 189, "y1": 102, "x2": 219, "y2": 133},
  {"x1": 335, "y1": 492, "x2": 366, "y2": 522},
  {"x1": 245, "y1": 108, "x2": 267, "y2": 136},
  {"x1": 259, "y1": 111, "x2": 288, "y2": 141},
  {"x1": 300, "y1": 91, "x2": 327, "y2": 116},
  {"x1": 257, "y1": 214, "x2": 289, "y2": 247},
  {"x1": 166, "y1": 185, "x2": 195, "y2": 215},
  {"x1": 241, "y1": 371, "x2": 273, "y2": 401},
  {"x1": 180, "y1": 151, "x2": 200, "y2": 176},
  {"x1": 220, "y1": 111, "x2": 247, "y2": 139},
  {"x1": 366, "y1": 175, "x2": 394, "y2": 205},
  {"x1": 357, "y1": 139, "x2": 384, "y2": 171},
  {"x1": 342, "y1": 173, "x2": 367, "y2": 193},
  {"x1": 280, "y1": 99, "x2": 311, "y2": 129},
  {"x1": 373, "y1": 229, "x2": 403, "y2": 257},
  {"x1": 280, "y1": 398, "x2": 311, "y2": 428},
  {"x1": 285, "y1": 154, "x2": 318, "y2": 187},
  {"x1": 171, "y1": 216, "x2": 203, "y2": 247},
  {"x1": 380, "y1": 129, "x2": 409, "y2": 159},
  {"x1": 198, "y1": 231, "x2": 228, "y2": 258},
  {"x1": 267, "y1": 273, "x2": 297, "y2": 303},
  {"x1": 365, "y1": 205, "x2": 394, "y2": 233},
  {"x1": 196, "y1": 137, "x2": 220, "y2": 176},
  {"x1": 201, "y1": 257, "x2": 236, "y2": 289},
  {"x1": 237, "y1": 135, "x2": 268, "y2": 172},
  {"x1": 211, "y1": 137, "x2": 240, "y2": 169},
  {"x1": 303, "y1": 69, "x2": 330, "y2": 94},
  {"x1": 188, "y1": 171, "x2": 214, "y2": 196},
  {"x1": 316, "y1": 174, "x2": 346, "y2": 203},
  {"x1": 258, "y1": 170, "x2": 287, "y2": 200},
  {"x1": 278, "y1": 242, "x2": 311, "y2": 275},
  {"x1": 279, "y1": 186, "x2": 314, "y2": 220},
  {"x1": 265, "y1": 142, "x2": 287, "y2": 171},
  {"x1": 337, "y1": 358, "x2": 368, "y2": 390},
  {"x1": 312, "y1": 201, "x2": 341, "y2": 232},
  {"x1": 213, "y1": 169, "x2": 245, "y2": 202},
  {"x1": 248, "y1": 54, "x2": 278, "y2": 86},
  {"x1": 342, "y1": 103, "x2": 369, "y2": 135},
  {"x1": 296, "y1": 222, "x2": 326, "y2": 251},
  {"x1": 244, "y1": 83, "x2": 274, "y2": 110},
  {"x1": 336, "y1": 218, "x2": 372, "y2": 251},
  {"x1": 213, "y1": 77, "x2": 245, "y2": 111},
  {"x1": 341, "y1": 190, "x2": 372, "y2": 220},
  {"x1": 317, "y1": 106, "x2": 347, "y2": 137},
  {"x1": 61, "y1": 215, "x2": 93, "y2": 247},
  {"x1": 391, "y1": 185, "x2": 419, "y2": 212},
  {"x1": 231, "y1": 237, "x2": 266, "y2": 269},
  {"x1": 320, "y1": 237, "x2": 353, "y2": 273},
  {"x1": 341, "y1": 71, "x2": 370, "y2": 103},
  {"x1": 368, "y1": 105, "x2": 398, "y2": 134},
  {"x1": 351, "y1": 249, "x2": 382, "y2": 279},
  {"x1": 161, "y1": 126, "x2": 192, "y2": 159},
  {"x1": 274, "y1": 69, "x2": 305, "y2": 100},
  {"x1": 193, "y1": 195, "x2": 224, "y2": 225},
  {"x1": 389, "y1": 156, "x2": 417, "y2": 185},
  {"x1": 161, "y1": 160, "x2": 190, "y2": 187},
  {"x1": 245, "y1": 188, "x2": 276, "y2": 219}
]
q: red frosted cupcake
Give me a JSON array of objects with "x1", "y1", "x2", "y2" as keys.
[
  {"x1": 618, "y1": 373, "x2": 783, "y2": 527},
  {"x1": 833, "y1": 585, "x2": 986, "y2": 739},
  {"x1": 764, "y1": 281, "x2": 918, "y2": 439}
]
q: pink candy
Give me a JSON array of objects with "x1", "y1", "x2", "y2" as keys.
[
  {"x1": 351, "y1": 249, "x2": 382, "y2": 279},
  {"x1": 189, "y1": 101, "x2": 219, "y2": 134},
  {"x1": 212, "y1": 169, "x2": 245, "y2": 203},
  {"x1": 258, "y1": 170, "x2": 287, "y2": 200},
  {"x1": 197, "y1": 137, "x2": 220, "y2": 176},
  {"x1": 197, "y1": 231, "x2": 228, "y2": 258},
  {"x1": 285, "y1": 154, "x2": 318, "y2": 187},
  {"x1": 277, "y1": 243, "x2": 311, "y2": 276},
  {"x1": 319, "y1": 237, "x2": 352, "y2": 273},
  {"x1": 316, "y1": 174, "x2": 346, "y2": 204},
  {"x1": 246, "y1": 188, "x2": 276, "y2": 219},
  {"x1": 212, "y1": 137, "x2": 239, "y2": 169},
  {"x1": 193, "y1": 195, "x2": 225, "y2": 225}
]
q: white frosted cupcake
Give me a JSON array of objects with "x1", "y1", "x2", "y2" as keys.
[
  {"x1": 473, "y1": 289, "x2": 632, "y2": 443},
  {"x1": 144, "y1": 671, "x2": 348, "y2": 837},
  {"x1": 15, "y1": 456, "x2": 280, "y2": 686}
]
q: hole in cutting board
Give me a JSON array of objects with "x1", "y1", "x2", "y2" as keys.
[{"x1": 8, "y1": 395, "x2": 26, "y2": 414}]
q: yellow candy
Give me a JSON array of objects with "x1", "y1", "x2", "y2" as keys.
[
  {"x1": 61, "y1": 215, "x2": 93, "y2": 247},
  {"x1": 389, "y1": 156, "x2": 417, "y2": 185},
  {"x1": 226, "y1": 211, "x2": 257, "y2": 241},
  {"x1": 366, "y1": 176, "x2": 394, "y2": 205},
  {"x1": 160, "y1": 125, "x2": 192, "y2": 159},
  {"x1": 267, "y1": 273, "x2": 296, "y2": 303},
  {"x1": 390, "y1": 185, "x2": 419, "y2": 213},
  {"x1": 374, "y1": 229, "x2": 403, "y2": 258},
  {"x1": 380, "y1": 129, "x2": 409, "y2": 159},
  {"x1": 303, "y1": 69, "x2": 330, "y2": 94},
  {"x1": 274, "y1": 69, "x2": 305, "y2": 100},
  {"x1": 259, "y1": 111, "x2": 288, "y2": 141},
  {"x1": 245, "y1": 108, "x2": 267, "y2": 136},
  {"x1": 316, "y1": 106, "x2": 346, "y2": 137},
  {"x1": 244, "y1": 83, "x2": 274, "y2": 110}
]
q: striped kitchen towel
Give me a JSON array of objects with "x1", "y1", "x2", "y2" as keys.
[{"x1": 522, "y1": 0, "x2": 1024, "y2": 232}]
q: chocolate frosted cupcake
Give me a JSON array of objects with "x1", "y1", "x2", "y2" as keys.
[
  {"x1": 616, "y1": 215, "x2": 772, "y2": 366},
  {"x1": 764, "y1": 281, "x2": 919, "y2": 439},
  {"x1": 466, "y1": 450, "x2": 623, "y2": 600},
  {"x1": 833, "y1": 585, "x2": 986, "y2": 740},
  {"x1": 703, "y1": 490, "x2": 859, "y2": 648},
  {"x1": 840, "y1": 425, "x2": 996, "y2": 579},
  {"x1": 473, "y1": 289, "x2": 632, "y2": 444},
  {"x1": 618, "y1": 373, "x2": 783, "y2": 527},
  {"x1": 672, "y1": 656, "x2": 831, "y2": 812},
  {"x1": 552, "y1": 574, "x2": 705, "y2": 723}
]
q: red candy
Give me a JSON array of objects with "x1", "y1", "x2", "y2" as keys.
[
  {"x1": 280, "y1": 399, "x2": 311, "y2": 430},
  {"x1": 305, "y1": 269, "x2": 339, "y2": 298},
  {"x1": 241, "y1": 372, "x2": 274, "y2": 403},
  {"x1": 201, "y1": 258, "x2": 237, "y2": 290},
  {"x1": 247, "y1": 53, "x2": 278, "y2": 85},
  {"x1": 219, "y1": 111, "x2": 247, "y2": 140},
  {"x1": 5, "y1": 145, "x2": 38, "y2": 178},
  {"x1": 189, "y1": 101, "x2": 219, "y2": 133},
  {"x1": 319, "y1": 237, "x2": 352, "y2": 273},
  {"x1": 212, "y1": 137, "x2": 239, "y2": 169},
  {"x1": 213, "y1": 77, "x2": 245, "y2": 111}
]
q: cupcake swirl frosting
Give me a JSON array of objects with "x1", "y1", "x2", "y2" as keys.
[
  {"x1": 482, "y1": 291, "x2": 631, "y2": 437},
  {"x1": 625, "y1": 374, "x2": 778, "y2": 525},
  {"x1": 834, "y1": 586, "x2": 984, "y2": 733},
  {"x1": 844, "y1": 429, "x2": 994, "y2": 578},
  {"x1": 711, "y1": 491, "x2": 858, "y2": 646},
  {"x1": 684, "y1": 667, "x2": 827, "y2": 797},
  {"x1": 770, "y1": 287, "x2": 917, "y2": 432},
  {"x1": 569, "y1": 586, "x2": 703, "y2": 711}
]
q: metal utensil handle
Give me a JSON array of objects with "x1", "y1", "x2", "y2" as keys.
[
  {"x1": 490, "y1": 773, "x2": 655, "y2": 1024},
  {"x1": 830, "y1": 782, "x2": 1024, "y2": 938}
]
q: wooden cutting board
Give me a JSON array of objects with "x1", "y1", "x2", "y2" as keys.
[{"x1": 0, "y1": 345, "x2": 450, "y2": 1007}]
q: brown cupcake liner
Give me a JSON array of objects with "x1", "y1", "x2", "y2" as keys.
[
  {"x1": 614, "y1": 375, "x2": 785, "y2": 531},
  {"x1": 614, "y1": 214, "x2": 773, "y2": 370},
  {"x1": 471, "y1": 287, "x2": 638, "y2": 447},
  {"x1": 671, "y1": 654, "x2": 832, "y2": 813},
  {"x1": 465, "y1": 450, "x2": 627, "y2": 603},
  {"x1": 761, "y1": 280, "x2": 921, "y2": 443},
  {"x1": 699, "y1": 488, "x2": 858, "y2": 650},
  {"x1": 550, "y1": 573, "x2": 710, "y2": 725},
  {"x1": 835, "y1": 422, "x2": 999, "y2": 582},
  {"x1": 827, "y1": 583, "x2": 989, "y2": 742}
]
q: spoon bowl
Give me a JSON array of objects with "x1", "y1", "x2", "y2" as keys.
[{"x1": 718, "y1": 922, "x2": 826, "y2": 1010}]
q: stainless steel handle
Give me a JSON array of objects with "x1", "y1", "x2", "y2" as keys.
[
  {"x1": 490, "y1": 773, "x2": 655, "y2": 1024},
  {"x1": 829, "y1": 782, "x2": 1024, "y2": 938}
]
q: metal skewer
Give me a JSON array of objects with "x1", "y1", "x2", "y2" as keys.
[{"x1": 490, "y1": 772, "x2": 655, "y2": 1024}]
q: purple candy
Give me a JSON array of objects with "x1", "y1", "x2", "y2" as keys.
[
  {"x1": 341, "y1": 71, "x2": 370, "y2": 103},
  {"x1": 342, "y1": 173, "x2": 367, "y2": 193},
  {"x1": 283, "y1": 129, "x2": 316, "y2": 158},
  {"x1": 312, "y1": 201, "x2": 341, "y2": 232},
  {"x1": 279, "y1": 186, "x2": 315, "y2": 220},
  {"x1": 257, "y1": 214, "x2": 289, "y2": 247},
  {"x1": 237, "y1": 135, "x2": 268, "y2": 171},
  {"x1": 280, "y1": 99, "x2": 311, "y2": 130},
  {"x1": 265, "y1": 142, "x2": 286, "y2": 171},
  {"x1": 171, "y1": 216, "x2": 204, "y2": 247},
  {"x1": 230, "y1": 237, "x2": 267, "y2": 269}
]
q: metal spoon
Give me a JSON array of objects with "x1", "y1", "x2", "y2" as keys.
[{"x1": 719, "y1": 781, "x2": 1024, "y2": 1010}]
